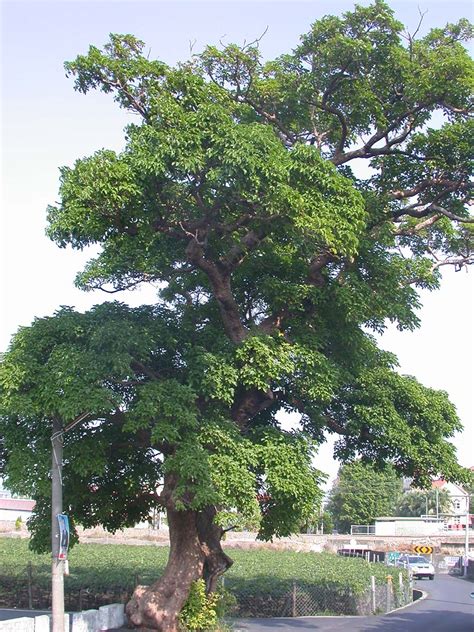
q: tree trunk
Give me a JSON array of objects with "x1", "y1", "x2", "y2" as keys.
[
  {"x1": 126, "y1": 502, "x2": 233, "y2": 631},
  {"x1": 126, "y1": 506, "x2": 205, "y2": 631},
  {"x1": 197, "y1": 506, "x2": 233, "y2": 594}
]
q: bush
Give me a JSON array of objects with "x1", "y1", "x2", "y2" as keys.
[{"x1": 179, "y1": 580, "x2": 219, "y2": 631}]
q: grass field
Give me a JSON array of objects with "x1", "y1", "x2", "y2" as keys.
[{"x1": 0, "y1": 538, "x2": 409, "y2": 615}]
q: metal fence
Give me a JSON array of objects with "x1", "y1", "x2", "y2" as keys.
[
  {"x1": 0, "y1": 563, "x2": 412, "y2": 617},
  {"x1": 351, "y1": 525, "x2": 376, "y2": 535},
  {"x1": 223, "y1": 575, "x2": 412, "y2": 617},
  {"x1": 0, "y1": 562, "x2": 133, "y2": 611}
]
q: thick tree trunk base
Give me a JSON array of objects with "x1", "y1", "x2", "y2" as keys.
[{"x1": 125, "y1": 504, "x2": 233, "y2": 631}]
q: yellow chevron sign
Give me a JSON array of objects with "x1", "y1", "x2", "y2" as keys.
[{"x1": 413, "y1": 545, "x2": 433, "y2": 555}]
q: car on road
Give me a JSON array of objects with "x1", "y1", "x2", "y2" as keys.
[{"x1": 397, "y1": 554, "x2": 435, "y2": 580}]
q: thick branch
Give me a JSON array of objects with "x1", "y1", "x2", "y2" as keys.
[
  {"x1": 231, "y1": 387, "x2": 275, "y2": 427},
  {"x1": 185, "y1": 239, "x2": 247, "y2": 344},
  {"x1": 308, "y1": 252, "x2": 336, "y2": 286},
  {"x1": 393, "y1": 214, "x2": 442, "y2": 236}
]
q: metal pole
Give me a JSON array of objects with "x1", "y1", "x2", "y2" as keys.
[
  {"x1": 51, "y1": 417, "x2": 65, "y2": 632},
  {"x1": 436, "y1": 489, "x2": 439, "y2": 519},
  {"x1": 464, "y1": 508, "x2": 470, "y2": 578}
]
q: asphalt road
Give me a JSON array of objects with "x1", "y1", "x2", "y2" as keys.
[{"x1": 234, "y1": 575, "x2": 474, "y2": 632}]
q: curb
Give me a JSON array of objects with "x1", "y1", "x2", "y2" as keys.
[{"x1": 385, "y1": 588, "x2": 428, "y2": 615}]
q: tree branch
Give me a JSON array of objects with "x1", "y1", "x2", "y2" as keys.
[{"x1": 185, "y1": 239, "x2": 247, "y2": 344}]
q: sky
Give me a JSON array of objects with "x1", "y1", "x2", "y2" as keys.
[{"x1": 1, "y1": 0, "x2": 473, "y2": 488}]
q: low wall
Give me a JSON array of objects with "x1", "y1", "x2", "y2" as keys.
[
  {"x1": 0, "y1": 525, "x2": 470, "y2": 556},
  {"x1": 0, "y1": 604, "x2": 125, "y2": 632}
]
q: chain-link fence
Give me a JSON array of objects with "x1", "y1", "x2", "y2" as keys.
[
  {"x1": 222, "y1": 574, "x2": 412, "y2": 617},
  {"x1": 0, "y1": 562, "x2": 134, "y2": 611},
  {"x1": 0, "y1": 562, "x2": 412, "y2": 617}
]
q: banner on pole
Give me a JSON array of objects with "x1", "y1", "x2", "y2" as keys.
[{"x1": 57, "y1": 514, "x2": 70, "y2": 560}]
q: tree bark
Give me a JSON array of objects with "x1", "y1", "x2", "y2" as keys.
[
  {"x1": 197, "y1": 506, "x2": 233, "y2": 594},
  {"x1": 126, "y1": 506, "x2": 205, "y2": 631},
  {"x1": 126, "y1": 500, "x2": 233, "y2": 631}
]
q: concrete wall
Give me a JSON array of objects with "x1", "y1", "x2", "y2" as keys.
[{"x1": 0, "y1": 604, "x2": 125, "y2": 632}]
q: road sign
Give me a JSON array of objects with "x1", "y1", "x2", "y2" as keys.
[{"x1": 413, "y1": 545, "x2": 433, "y2": 554}]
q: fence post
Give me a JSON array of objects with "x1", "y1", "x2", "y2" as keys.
[
  {"x1": 386, "y1": 575, "x2": 393, "y2": 612},
  {"x1": 27, "y1": 562, "x2": 33, "y2": 609},
  {"x1": 371, "y1": 575, "x2": 376, "y2": 614},
  {"x1": 292, "y1": 582, "x2": 297, "y2": 617}
]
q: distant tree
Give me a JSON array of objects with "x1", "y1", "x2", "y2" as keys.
[
  {"x1": 326, "y1": 462, "x2": 403, "y2": 533},
  {"x1": 321, "y1": 511, "x2": 334, "y2": 535},
  {"x1": 299, "y1": 506, "x2": 334, "y2": 534},
  {"x1": 396, "y1": 488, "x2": 451, "y2": 517}
]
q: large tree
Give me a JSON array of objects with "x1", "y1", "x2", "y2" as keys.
[
  {"x1": 326, "y1": 461, "x2": 403, "y2": 533},
  {"x1": 0, "y1": 2, "x2": 473, "y2": 630}
]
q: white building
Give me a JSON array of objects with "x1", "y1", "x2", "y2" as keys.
[
  {"x1": 431, "y1": 478, "x2": 471, "y2": 531},
  {"x1": 0, "y1": 478, "x2": 35, "y2": 522},
  {"x1": 374, "y1": 516, "x2": 445, "y2": 536},
  {"x1": 0, "y1": 497, "x2": 35, "y2": 522}
]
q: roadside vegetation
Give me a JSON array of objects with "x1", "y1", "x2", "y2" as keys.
[{"x1": 0, "y1": 538, "x2": 407, "y2": 613}]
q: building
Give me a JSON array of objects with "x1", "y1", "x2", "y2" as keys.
[
  {"x1": 374, "y1": 516, "x2": 445, "y2": 536},
  {"x1": 0, "y1": 479, "x2": 35, "y2": 522},
  {"x1": 431, "y1": 478, "x2": 471, "y2": 530},
  {"x1": 0, "y1": 497, "x2": 35, "y2": 522}
]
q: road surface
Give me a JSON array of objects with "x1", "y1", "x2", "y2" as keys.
[{"x1": 234, "y1": 575, "x2": 474, "y2": 632}]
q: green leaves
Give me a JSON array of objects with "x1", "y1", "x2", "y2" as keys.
[
  {"x1": 329, "y1": 367, "x2": 466, "y2": 487},
  {"x1": 326, "y1": 461, "x2": 403, "y2": 533},
  {"x1": 125, "y1": 380, "x2": 198, "y2": 443}
]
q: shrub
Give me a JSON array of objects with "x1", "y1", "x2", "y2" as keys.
[{"x1": 179, "y1": 579, "x2": 219, "y2": 631}]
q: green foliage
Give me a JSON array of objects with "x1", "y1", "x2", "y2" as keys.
[
  {"x1": 179, "y1": 579, "x2": 219, "y2": 631},
  {"x1": 299, "y1": 508, "x2": 333, "y2": 535},
  {"x1": 14, "y1": 516, "x2": 22, "y2": 531},
  {"x1": 326, "y1": 461, "x2": 403, "y2": 533}
]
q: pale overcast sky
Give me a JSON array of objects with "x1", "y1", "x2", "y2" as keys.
[{"x1": 1, "y1": 1, "x2": 473, "y2": 486}]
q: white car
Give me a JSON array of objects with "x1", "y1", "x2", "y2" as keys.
[{"x1": 397, "y1": 554, "x2": 435, "y2": 580}]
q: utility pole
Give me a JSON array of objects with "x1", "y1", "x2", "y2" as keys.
[
  {"x1": 51, "y1": 417, "x2": 64, "y2": 632},
  {"x1": 51, "y1": 411, "x2": 89, "y2": 632}
]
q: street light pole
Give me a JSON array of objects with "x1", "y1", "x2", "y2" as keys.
[{"x1": 51, "y1": 416, "x2": 65, "y2": 632}]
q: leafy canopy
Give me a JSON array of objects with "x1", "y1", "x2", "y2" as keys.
[{"x1": 326, "y1": 461, "x2": 403, "y2": 533}]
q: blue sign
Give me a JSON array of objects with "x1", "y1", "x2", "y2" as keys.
[
  {"x1": 57, "y1": 514, "x2": 70, "y2": 560},
  {"x1": 386, "y1": 552, "x2": 401, "y2": 565}
]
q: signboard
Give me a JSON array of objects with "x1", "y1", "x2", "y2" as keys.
[
  {"x1": 386, "y1": 552, "x2": 401, "y2": 565},
  {"x1": 413, "y1": 545, "x2": 433, "y2": 555},
  {"x1": 57, "y1": 514, "x2": 70, "y2": 560}
]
